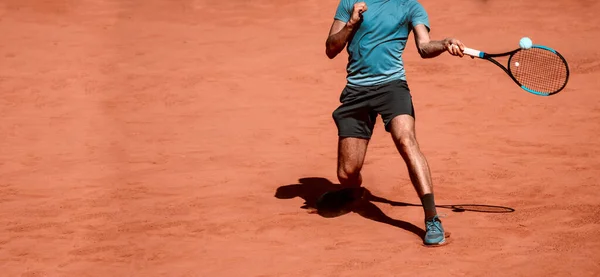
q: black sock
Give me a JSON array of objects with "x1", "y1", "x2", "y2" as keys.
[{"x1": 420, "y1": 193, "x2": 438, "y2": 220}]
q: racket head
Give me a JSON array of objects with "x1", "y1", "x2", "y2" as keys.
[{"x1": 508, "y1": 45, "x2": 570, "y2": 96}]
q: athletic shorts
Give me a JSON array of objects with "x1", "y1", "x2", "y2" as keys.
[{"x1": 332, "y1": 79, "x2": 415, "y2": 139}]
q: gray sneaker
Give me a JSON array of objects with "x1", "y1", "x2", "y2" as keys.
[{"x1": 424, "y1": 215, "x2": 446, "y2": 246}]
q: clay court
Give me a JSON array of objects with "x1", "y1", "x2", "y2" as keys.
[{"x1": 1, "y1": 0, "x2": 599, "y2": 276}]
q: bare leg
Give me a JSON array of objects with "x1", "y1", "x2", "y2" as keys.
[
  {"x1": 388, "y1": 115, "x2": 446, "y2": 246},
  {"x1": 337, "y1": 137, "x2": 369, "y2": 188},
  {"x1": 314, "y1": 137, "x2": 370, "y2": 216},
  {"x1": 388, "y1": 115, "x2": 434, "y2": 197}
]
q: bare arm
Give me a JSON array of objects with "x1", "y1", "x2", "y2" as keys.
[
  {"x1": 325, "y1": 2, "x2": 368, "y2": 59},
  {"x1": 413, "y1": 24, "x2": 465, "y2": 59},
  {"x1": 325, "y1": 20, "x2": 357, "y2": 59}
]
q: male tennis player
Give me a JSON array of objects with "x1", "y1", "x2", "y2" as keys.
[{"x1": 325, "y1": 0, "x2": 465, "y2": 246}]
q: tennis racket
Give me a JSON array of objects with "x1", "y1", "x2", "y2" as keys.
[{"x1": 462, "y1": 44, "x2": 570, "y2": 96}]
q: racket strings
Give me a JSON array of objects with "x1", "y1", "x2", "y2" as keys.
[
  {"x1": 518, "y1": 51, "x2": 564, "y2": 90},
  {"x1": 516, "y1": 50, "x2": 565, "y2": 88},
  {"x1": 510, "y1": 48, "x2": 568, "y2": 94}
]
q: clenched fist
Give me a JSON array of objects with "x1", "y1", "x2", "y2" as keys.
[{"x1": 347, "y1": 2, "x2": 368, "y2": 28}]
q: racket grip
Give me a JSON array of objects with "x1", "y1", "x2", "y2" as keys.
[{"x1": 463, "y1": 47, "x2": 484, "y2": 58}]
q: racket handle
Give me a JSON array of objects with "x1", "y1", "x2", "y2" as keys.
[{"x1": 463, "y1": 47, "x2": 484, "y2": 58}]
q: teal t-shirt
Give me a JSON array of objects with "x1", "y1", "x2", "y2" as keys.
[{"x1": 334, "y1": 0, "x2": 430, "y2": 87}]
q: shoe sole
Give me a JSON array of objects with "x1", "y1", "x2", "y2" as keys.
[{"x1": 423, "y1": 231, "x2": 452, "y2": 248}]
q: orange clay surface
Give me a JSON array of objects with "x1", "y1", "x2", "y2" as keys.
[{"x1": 1, "y1": 0, "x2": 600, "y2": 276}]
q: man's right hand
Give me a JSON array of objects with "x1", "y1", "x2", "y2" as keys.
[
  {"x1": 325, "y1": 2, "x2": 367, "y2": 59},
  {"x1": 347, "y1": 2, "x2": 368, "y2": 28}
]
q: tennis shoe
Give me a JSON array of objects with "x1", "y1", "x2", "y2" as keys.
[{"x1": 424, "y1": 215, "x2": 446, "y2": 246}]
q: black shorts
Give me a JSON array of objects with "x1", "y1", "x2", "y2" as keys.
[{"x1": 332, "y1": 79, "x2": 414, "y2": 139}]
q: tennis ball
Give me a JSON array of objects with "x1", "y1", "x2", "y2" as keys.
[{"x1": 519, "y1": 37, "x2": 533, "y2": 49}]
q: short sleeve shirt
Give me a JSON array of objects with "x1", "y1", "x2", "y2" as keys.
[{"x1": 334, "y1": 0, "x2": 430, "y2": 87}]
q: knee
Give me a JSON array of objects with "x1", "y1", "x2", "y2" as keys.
[
  {"x1": 395, "y1": 132, "x2": 418, "y2": 153},
  {"x1": 337, "y1": 165, "x2": 361, "y2": 186}
]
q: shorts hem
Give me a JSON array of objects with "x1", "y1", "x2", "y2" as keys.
[{"x1": 338, "y1": 134, "x2": 372, "y2": 139}]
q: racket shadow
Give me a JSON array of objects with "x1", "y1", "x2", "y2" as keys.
[
  {"x1": 275, "y1": 177, "x2": 425, "y2": 238},
  {"x1": 368, "y1": 195, "x2": 515, "y2": 213}
]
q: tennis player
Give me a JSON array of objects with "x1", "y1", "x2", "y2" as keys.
[{"x1": 325, "y1": 0, "x2": 466, "y2": 246}]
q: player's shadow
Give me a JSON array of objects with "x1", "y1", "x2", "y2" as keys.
[
  {"x1": 275, "y1": 177, "x2": 426, "y2": 239},
  {"x1": 275, "y1": 177, "x2": 515, "y2": 239}
]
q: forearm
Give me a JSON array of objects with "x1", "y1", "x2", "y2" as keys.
[
  {"x1": 418, "y1": 39, "x2": 449, "y2": 59},
  {"x1": 326, "y1": 24, "x2": 357, "y2": 59}
]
